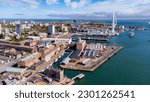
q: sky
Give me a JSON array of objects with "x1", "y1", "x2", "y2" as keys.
[{"x1": 0, "y1": 0, "x2": 150, "y2": 19}]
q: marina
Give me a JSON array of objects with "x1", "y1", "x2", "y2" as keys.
[
  {"x1": 0, "y1": 19, "x2": 150, "y2": 85},
  {"x1": 68, "y1": 20, "x2": 150, "y2": 85}
]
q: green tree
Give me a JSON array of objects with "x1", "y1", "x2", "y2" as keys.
[{"x1": 0, "y1": 34, "x2": 5, "y2": 39}]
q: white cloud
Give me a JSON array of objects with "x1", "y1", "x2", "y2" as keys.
[
  {"x1": 0, "y1": 0, "x2": 42, "y2": 8},
  {"x1": 64, "y1": 0, "x2": 90, "y2": 8},
  {"x1": 62, "y1": 0, "x2": 150, "y2": 18},
  {"x1": 46, "y1": 0, "x2": 59, "y2": 5},
  {"x1": 47, "y1": 0, "x2": 150, "y2": 19},
  {"x1": 88, "y1": 0, "x2": 150, "y2": 18},
  {"x1": 47, "y1": 12, "x2": 111, "y2": 19},
  {"x1": 22, "y1": 0, "x2": 41, "y2": 8},
  {"x1": 0, "y1": 0, "x2": 150, "y2": 18}
]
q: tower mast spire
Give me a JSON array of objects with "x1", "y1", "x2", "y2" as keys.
[{"x1": 112, "y1": 11, "x2": 117, "y2": 35}]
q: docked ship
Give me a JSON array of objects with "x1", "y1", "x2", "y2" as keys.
[
  {"x1": 81, "y1": 36, "x2": 109, "y2": 43},
  {"x1": 129, "y1": 32, "x2": 135, "y2": 37}
]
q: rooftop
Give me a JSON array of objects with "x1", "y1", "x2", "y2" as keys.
[
  {"x1": 6, "y1": 67, "x2": 25, "y2": 73},
  {"x1": 18, "y1": 52, "x2": 40, "y2": 62}
]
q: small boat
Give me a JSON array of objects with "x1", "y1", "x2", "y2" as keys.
[
  {"x1": 115, "y1": 33, "x2": 119, "y2": 36},
  {"x1": 77, "y1": 73, "x2": 85, "y2": 79},
  {"x1": 129, "y1": 32, "x2": 135, "y2": 37},
  {"x1": 72, "y1": 73, "x2": 85, "y2": 80},
  {"x1": 148, "y1": 22, "x2": 150, "y2": 24}
]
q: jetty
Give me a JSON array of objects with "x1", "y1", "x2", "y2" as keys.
[
  {"x1": 61, "y1": 46, "x2": 123, "y2": 72},
  {"x1": 88, "y1": 46, "x2": 123, "y2": 71}
]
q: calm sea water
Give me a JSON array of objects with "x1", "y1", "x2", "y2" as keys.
[{"x1": 53, "y1": 20, "x2": 150, "y2": 85}]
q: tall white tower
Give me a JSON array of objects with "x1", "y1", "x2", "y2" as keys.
[{"x1": 112, "y1": 12, "x2": 117, "y2": 35}]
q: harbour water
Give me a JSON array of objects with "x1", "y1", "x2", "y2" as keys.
[{"x1": 53, "y1": 20, "x2": 150, "y2": 85}]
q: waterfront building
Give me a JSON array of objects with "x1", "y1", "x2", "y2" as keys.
[
  {"x1": 48, "y1": 24, "x2": 55, "y2": 35},
  {"x1": 76, "y1": 38, "x2": 86, "y2": 51},
  {"x1": 17, "y1": 52, "x2": 41, "y2": 68},
  {"x1": 16, "y1": 24, "x2": 21, "y2": 35},
  {"x1": 41, "y1": 45, "x2": 60, "y2": 62},
  {"x1": 41, "y1": 68, "x2": 64, "y2": 82}
]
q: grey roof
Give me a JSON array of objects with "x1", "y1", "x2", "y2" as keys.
[
  {"x1": 70, "y1": 50, "x2": 81, "y2": 58},
  {"x1": 18, "y1": 52, "x2": 39, "y2": 62},
  {"x1": 4, "y1": 78, "x2": 17, "y2": 85},
  {"x1": 6, "y1": 67, "x2": 25, "y2": 73},
  {"x1": 61, "y1": 57, "x2": 71, "y2": 65}
]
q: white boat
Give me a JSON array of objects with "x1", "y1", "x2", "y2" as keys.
[
  {"x1": 72, "y1": 73, "x2": 85, "y2": 80},
  {"x1": 148, "y1": 22, "x2": 150, "y2": 24},
  {"x1": 78, "y1": 73, "x2": 85, "y2": 79},
  {"x1": 115, "y1": 32, "x2": 119, "y2": 36},
  {"x1": 129, "y1": 32, "x2": 135, "y2": 37}
]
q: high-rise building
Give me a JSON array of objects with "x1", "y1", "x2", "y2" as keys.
[
  {"x1": 0, "y1": 24, "x2": 2, "y2": 34},
  {"x1": 48, "y1": 24, "x2": 55, "y2": 35},
  {"x1": 16, "y1": 24, "x2": 21, "y2": 35},
  {"x1": 73, "y1": 19, "x2": 78, "y2": 28}
]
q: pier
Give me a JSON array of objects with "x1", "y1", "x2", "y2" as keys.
[
  {"x1": 88, "y1": 46, "x2": 123, "y2": 71},
  {"x1": 61, "y1": 46, "x2": 123, "y2": 72}
]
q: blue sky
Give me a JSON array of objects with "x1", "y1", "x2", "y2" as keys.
[{"x1": 0, "y1": 0, "x2": 150, "y2": 19}]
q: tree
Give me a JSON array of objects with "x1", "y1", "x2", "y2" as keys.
[
  {"x1": 0, "y1": 34, "x2": 5, "y2": 39},
  {"x1": 55, "y1": 26, "x2": 62, "y2": 32}
]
